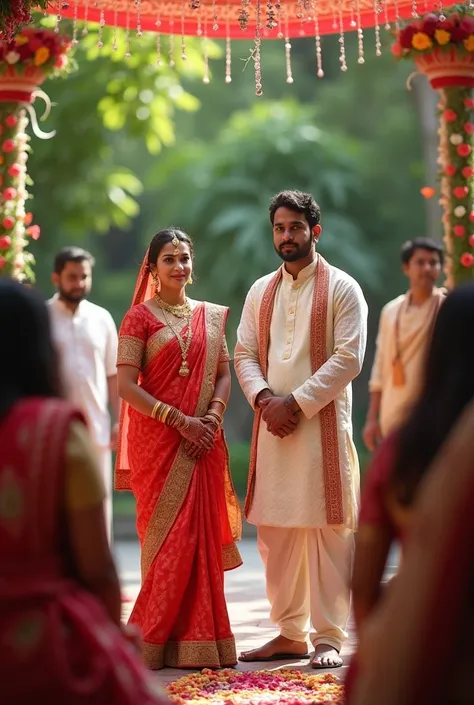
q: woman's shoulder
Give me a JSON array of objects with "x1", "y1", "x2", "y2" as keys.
[{"x1": 199, "y1": 300, "x2": 229, "y2": 315}]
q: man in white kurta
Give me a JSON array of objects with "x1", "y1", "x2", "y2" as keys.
[
  {"x1": 48, "y1": 246, "x2": 119, "y2": 542},
  {"x1": 363, "y1": 238, "x2": 444, "y2": 450},
  {"x1": 235, "y1": 190, "x2": 368, "y2": 668}
]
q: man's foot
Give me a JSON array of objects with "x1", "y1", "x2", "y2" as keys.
[
  {"x1": 311, "y1": 644, "x2": 343, "y2": 669},
  {"x1": 239, "y1": 635, "x2": 309, "y2": 662}
]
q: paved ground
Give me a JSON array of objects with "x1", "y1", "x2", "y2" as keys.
[{"x1": 115, "y1": 537, "x2": 398, "y2": 689}]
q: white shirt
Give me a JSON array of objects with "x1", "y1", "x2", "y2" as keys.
[{"x1": 47, "y1": 295, "x2": 118, "y2": 447}]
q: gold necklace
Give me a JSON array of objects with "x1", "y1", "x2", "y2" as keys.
[
  {"x1": 155, "y1": 295, "x2": 191, "y2": 319},
  {"x1": 159, "y1": 305, "x2": 193, "y2": 377}
]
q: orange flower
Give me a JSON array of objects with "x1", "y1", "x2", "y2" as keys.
[
  {"x1": 420, "y1": 186, "x2": 435, "y2": 199},
  {"x1": 464, "y1": 35, "x2": 474, "y2": 52},
  {"x1": 33, "y1": 47, "x2": 50, "y2": 66},
  {"x1": 434, "y1": 29, "x2": 451, "y2": 45},
  {"x1": 412, "y1": 32, "x2": 432, "y2": 50},
  {"x1": 14, "y1": 34, "x2": 29, "y2": 46}
]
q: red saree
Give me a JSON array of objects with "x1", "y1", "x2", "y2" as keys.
[
  {"x1": 0, "y1": 397, "x2": 167, "y2": 705},
  {"x1": 351, "y1": 400, "x2": 474, "y2": 705},
  {"x1": 115, "y1": 280, "x2": 242, "y2": 669}
]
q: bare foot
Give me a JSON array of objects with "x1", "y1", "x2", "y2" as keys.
[
  {"x1": 239, "y1": 635, "x2": 309, "y2": 662},
  {"x1": 311, "y1": 644, "x2": 343, "y2": 669}
]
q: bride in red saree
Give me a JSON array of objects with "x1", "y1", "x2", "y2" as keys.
[{"x1": 116, "y1": 228, "x2": 242, "y2": 670}]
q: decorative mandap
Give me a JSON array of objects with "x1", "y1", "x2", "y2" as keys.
[{"x1": 0, "y1": 1, "x2": 473, "y2": 285}]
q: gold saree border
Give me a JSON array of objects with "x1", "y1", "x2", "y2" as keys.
[
  {"x1": 140, "y1": 303, "x2": 233, "y2": 579},
  {"x1": 222, "y1": 542, "x2": 242, "y2": 571},
  {"x1": 142, "y1": 637, "x2": 237, "y2": 670},
  {"x1": 244, "y1": 257, "x2": 344, "y2": 525}
]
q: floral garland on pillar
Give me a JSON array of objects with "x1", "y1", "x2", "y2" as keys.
[
  {"x1": 392, "y1": 4, "x2": 474, "y2": 287},
  {"x1": 0, "y1": 27, "x2": 73, "y2": 281},
  {"x1": 0, "y1": 2, "x2": 49, "y2": 41}
]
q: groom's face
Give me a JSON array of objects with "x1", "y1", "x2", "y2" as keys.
[{"x1": 272, "y1": 207, "x2": 319, "y2": 262}]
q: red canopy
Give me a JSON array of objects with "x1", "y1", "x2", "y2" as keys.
[{"x1": 53, "y1": 0, "x2": 438, "y2": 40}]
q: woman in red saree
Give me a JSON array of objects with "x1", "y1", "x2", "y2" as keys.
[
  {"x1": 0, "y1": 280, "x2": 167, "y2": 704},
  {"x1": 352, "y1": 397, "x2": 474, "y2": 705},
  {"x1": 346, "y1": 283, "x2": 474, "y2": 702},
  {"x1": 116, "y1": 228, "x2": 242, "y2": 670}
]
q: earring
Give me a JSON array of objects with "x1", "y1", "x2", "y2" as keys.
[
  {"x1": 151, "y1": 273, "x2": 161, "y2": 294},
  {"x1": 186, "y1": 275, "x2": 193, "y2": 285}
]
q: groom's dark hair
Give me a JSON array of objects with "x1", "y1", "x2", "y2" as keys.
[{"x1": 269, "y1": 191, "x2": 321, "y2": 229}]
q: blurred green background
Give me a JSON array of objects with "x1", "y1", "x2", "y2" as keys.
[{"x1": 27, "y1": 19, "x2": 442, "y2": 511}]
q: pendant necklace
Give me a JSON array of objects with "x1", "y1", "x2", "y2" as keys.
[{"x1": 155, "y1": 295, "x2": 193, "y2": 377}]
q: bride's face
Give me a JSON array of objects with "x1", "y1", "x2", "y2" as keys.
[{"x1": 151, "y1": 241, "x2": 193, "y2": 292}]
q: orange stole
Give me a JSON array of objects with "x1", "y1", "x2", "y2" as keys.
[{"x1": 244, "y1": 256, "x2": 344, "y2": 525}]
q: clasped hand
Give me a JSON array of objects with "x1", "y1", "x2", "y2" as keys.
[
  {"x1": 259, "y1": 396, "x2": 300, "y2": 438},
  {"x1": 181, "y1": 415, "x2": 220, "y2": 460}
]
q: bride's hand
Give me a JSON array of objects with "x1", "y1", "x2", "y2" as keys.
[
  {"x1": 179, "y1": 417, "x2": 215, "y2": 451},
  {"x1": 202, "y1": 414, "x2": 221, "y2": 436}
]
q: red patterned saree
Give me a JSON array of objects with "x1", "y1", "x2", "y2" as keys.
[
  {"x1": 115, "y1": 285, "x2": 242, "y2": 669},
  {"x1": 0, "y1": 397, "x2": 167, "y2": 705}
]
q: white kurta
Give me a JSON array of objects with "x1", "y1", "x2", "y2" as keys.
[
  {"x1": 369, "y1": 289, "x2": 444, "y2": 436},
  {"x1": 235, "y1": 257, "x2": 368, "y2": 530}
]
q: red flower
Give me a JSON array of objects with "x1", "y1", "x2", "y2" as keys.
[
  {"x1": 3, "y1": 187, "x2": 16, "y2": 201},
  {"x1": 2, "y1": 216, "x2": 15, "y2": 229},
  {"x1": 458, "y1": 144, "x2": 472, "y2": 157},
  {"x1": 460, "y1": 252, "x2": 474, "y2": 267},
  {"x1": 28, "y1": 38, "x2": 43, "y2": 52},
  {"x1": 399, "y1": 26, "x2": 418, "y2": 49},
  {"x1": 469, "y1": 211, "x2": 474, "y2": 223},
  {"x1": 443, "y1": 109, "x2": 458, "y2": 122},
  {"x1": 462, "y1": 166, "x2": 474, "y2": 178},
  {"x1": 2, "y1": 139, "x2": 15, "y2": 153},
  {"x1": 445, "y1": 164, "x2": 457, "y2": 176},
  {"x1": 23, "y1": 212, "x2": 33, "y2": 225},
  {"x1": 454, "y1": 224, "x2": 466, "y2": 237},
  {"x1": 464, "y1": 98, "x2": 474, "y2": 109},
  {"x1": 26, "y1": 224, "x2": 40, "y2": 240},
  {"x1": 55, "y1": 54, "x2": 68, "y2": 69},
  {"x1": 464, "y1": 122, "x2": 474, "y2": 134},
  {"x1": 451, "y1": 17, "x2": 474, "y2": 42},
  {"x1": 0, "y1": 256, "x2": 6, "y2": 270},
  {"x1": 0, "y1": 235, "x2": 11, "y2": 249},
  {"x1": 469, "y1": 234, "x2": 474, "y2": 247},
  {"x1": 5, "y1": 114, "x2": 17, "y2": 128},
  {"x1": 453, "y1": 186, "x2": 469, "y2": 199},
  {"x1": 422, "y1": 13, "x2": 439, "y2": 37},
  {"x1": 7, "y1": 163, "x2": 21, "y2": 177}
]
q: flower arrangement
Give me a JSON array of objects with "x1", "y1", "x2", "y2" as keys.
[
  {"x1": 391, "y1": 6, "x2": 474, "y2": 286},
  {"x1": 0, "y1": 1, "x2": 49, "y2": 42},
  {"x1": 167, "y1": 668, "x2": 344, "y2": 704},
  {"x1": 392, "y1": 5, "x2": 474, "y2": 59},
  {"x1": 0, "y1": 28, "x2": 72, "y2": 281}
]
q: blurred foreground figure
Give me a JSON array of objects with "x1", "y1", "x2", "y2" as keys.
[
  {"x1": 0, "y1": 280, "x2": 169, "y2": 704},
  {"x1": 346, "y1": 283, "x2": 474, "y2": 703},
  {"x1": 353, "y1": 398, "x2": 474, "y2": 705}
]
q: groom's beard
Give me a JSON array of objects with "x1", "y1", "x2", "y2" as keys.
[{"x1": 275, "y1": 239, "x2": 313, "y2": 262}]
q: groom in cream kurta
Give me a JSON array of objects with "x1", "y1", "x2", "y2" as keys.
[{"x1": 235, "y1": 191, "x2": 367, "y2": 668}]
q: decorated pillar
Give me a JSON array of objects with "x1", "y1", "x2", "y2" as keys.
[
  {"x1": 393, "y1": 7, "x2": 474, "y2": 287},
  {"x1": 0, "y1": 27, "x2": 71, "y2": 281}
]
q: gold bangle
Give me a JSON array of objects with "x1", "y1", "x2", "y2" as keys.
[
  {"x1": 206, "y1": 410, "x2": 223, "y2": 424},
  {"x1": 160, "y1": 405, "x2": 171, "y2": 425},
  {"x1": 211, "y1": 397, "x2": 227, "y2": 410},
  {"x1": 151, "y1": 401, "x2": 161, "y2": 420}
]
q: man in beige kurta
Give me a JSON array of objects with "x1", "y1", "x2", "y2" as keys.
[
  {"x1": 234, "y1": 190, "x2": 368, "y2": 668},
  {"x1": 363, "y1": 238, "x2": 444, "y2": 450}
]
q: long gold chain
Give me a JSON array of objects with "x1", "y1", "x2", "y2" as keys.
[{"x1": 159, "y1": 306, "x2": 193, "y2": 377}]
